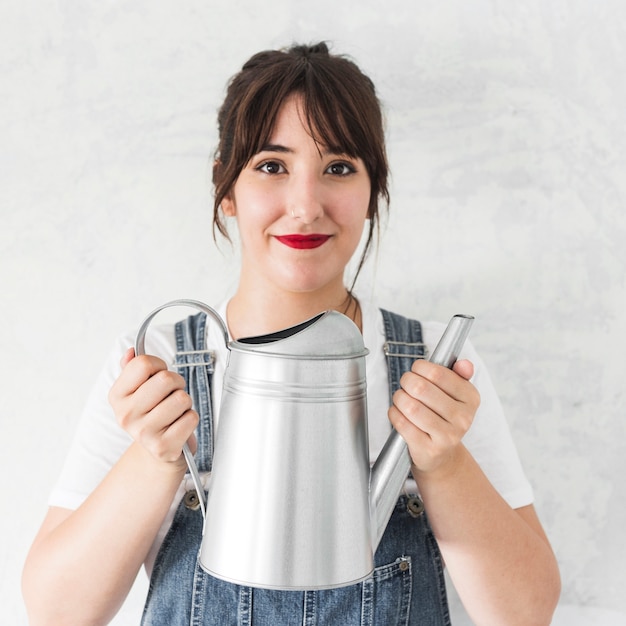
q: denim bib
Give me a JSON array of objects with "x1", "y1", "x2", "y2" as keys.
[{"x1": 141, "y1": 309, "x2": 450, "y2": 625}]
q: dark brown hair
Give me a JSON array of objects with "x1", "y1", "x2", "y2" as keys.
[{"x1": 212, "y1": 42, "x2": 389, "y2": 285}]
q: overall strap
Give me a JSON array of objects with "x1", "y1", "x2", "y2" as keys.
[
  {"x1": 380, "y1": 308, "x2": 429, "y2": 402},
  {"x1": 174, "y1": 313, "x2": 215, "y2": 473}
]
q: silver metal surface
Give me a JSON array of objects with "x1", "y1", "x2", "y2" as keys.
[
  {"x1": 134, "y1": 300, "x2": 473, "y2": 590},
  {"x1": 135, "y1": 298, "x2": 228, "y2": 354},
  {"x1": 200, "y1": 311, "x2": 373, "y2": 589}
]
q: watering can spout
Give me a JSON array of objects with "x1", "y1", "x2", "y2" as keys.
[{"x1": 369, "y1": 314, "x2": 474, "y2": 551}]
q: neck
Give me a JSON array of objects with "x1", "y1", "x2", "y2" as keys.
[{"x1": 226, "y1": 284, "x2": 360, "y2": 339}]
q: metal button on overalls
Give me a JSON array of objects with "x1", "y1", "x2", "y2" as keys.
[
  {"x1": 407, "y1": 496, "x2": 424, "y2": 517},
  {"x1": 184, "y1": 489, "x2": 201, "y2": 511}
]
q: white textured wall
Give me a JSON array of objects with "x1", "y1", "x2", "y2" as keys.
[{"x1": 2, "y1": 2, "x2": 625, "y2": 624}]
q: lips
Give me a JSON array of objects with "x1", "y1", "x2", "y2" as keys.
[{"x1": 275, "y1": 234, "x2": 331, "y2": 249}]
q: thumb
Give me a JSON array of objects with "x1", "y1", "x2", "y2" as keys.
[{"x1": 453, "y1": 359, "x2": 474, "y2": 381}]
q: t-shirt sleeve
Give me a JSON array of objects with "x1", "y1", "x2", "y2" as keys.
[
  {"x1": 48, "y1": 325, "x2": 177, "y2": 510},
  {"x1": 48, "y1": 334, "x2": 134, "y2": 509},
  {"x1": 453, "y1": 335, "x2": 534, "y2": 509},
  {"x1": 418, "y1": 320, "x2": 534, "y2": 509}
]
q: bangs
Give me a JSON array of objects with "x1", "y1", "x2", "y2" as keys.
[
  {"x1": 300, "y1": 73, "x2": 365, "y2": 158},
  {"x1": 238, "y1": 61, "x2": 373, "y2": 165}
]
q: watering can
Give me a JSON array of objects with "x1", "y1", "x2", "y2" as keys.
[{"x1": 135, "y1": 299, "x2": 473, "y2": 590}]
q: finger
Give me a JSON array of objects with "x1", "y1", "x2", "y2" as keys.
[
  {"x1": 123, "y1": 369, "x2": 188, "y2": 422},
  {"x1": 145, "y1": 387, "x2": 194, "y2": 433},
  {"x1": 399, "y1": 369, "x2": 459, "y2": 423},
  {"x1": 138, "y1": 408, "x2": 200, "y2": 463},
  {"x1": 392, "y1": 385, "x2": 456, "y2": 432},
  {"x1": 410, "y1": 360, "x2": 473, "y2": 402},
  {"x1": 110, "y1": 354, "x2": 170, "y2": 401},
  {"x1": 388, "y1": 403, "x2": 433, "y2": 445},
  {"x1": 109, "y1": 359, "x2": 186, "y2": 434},
  {"x1": 119, "y1": 347, "x2": 135, "y2": 369},
  {"x1": 120, "y1": 383, "x2": 195, "y2": 455},
  {"x1": 452, "y1": 359, "x2": 474, "y2": 381},
  {"x1": 186, "y1": 432, "x2": 198, "y2": 456}
]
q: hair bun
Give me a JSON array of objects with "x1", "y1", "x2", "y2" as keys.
[{"x1": 289, "y1": 42, "x2": 330, "y2": 57}]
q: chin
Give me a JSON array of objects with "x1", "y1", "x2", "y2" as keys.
[{"x1": 276, "y1": 275, "x2": 335, "y2": 297}]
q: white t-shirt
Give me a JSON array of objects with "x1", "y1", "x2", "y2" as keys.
[{"x1": 50, "y1": 297, "x2": 533, "y2": 576}]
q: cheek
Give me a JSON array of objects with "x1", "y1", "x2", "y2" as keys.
[
  {"x1": 350, "y1": 182, "x2": 372, "y2": 215},
  {"x1": 237, "y1": 185, "x2": 283, "y2": 222},
  {"x1": 338, "y1": 189, "x2": 370, "y2": 229}
]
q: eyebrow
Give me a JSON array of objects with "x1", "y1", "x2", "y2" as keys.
[
  {"x1": 257, "y1": 143, "x2": 352, "y2": 157},
  {"x1": 259, "y1": 144, "x2": 292, "y2": 154}
]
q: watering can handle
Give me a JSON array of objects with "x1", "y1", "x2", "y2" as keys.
[
  {"x1": 135, "y1": 299, "x2": 229, "y2": 354},
  {"x1": 134, "y1": 299, "x2": 229, "y2": 522},
  {"x1": 370, "y1": 313, "x2": 475, "y2": 549}
]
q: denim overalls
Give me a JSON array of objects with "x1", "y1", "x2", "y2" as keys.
[{"x1": 141, "y1": 309, "x2": 450, "y2": 626}]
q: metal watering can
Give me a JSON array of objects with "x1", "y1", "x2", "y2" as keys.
[{"x1": 135, "y1": 299, "x2": 473, "y2": 590}]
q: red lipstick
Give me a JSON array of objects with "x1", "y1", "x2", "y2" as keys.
[{"x1": 275, "y1": 234, "x2": 331, "y2": 249}]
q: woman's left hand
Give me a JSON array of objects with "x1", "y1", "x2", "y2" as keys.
[{"x1": 388, "y1": 359, "x2": 480, "y2": 475}]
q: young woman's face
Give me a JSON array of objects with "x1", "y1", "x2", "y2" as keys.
[{"x1": 222, "y1": 94, "x2": 371, "y2": 298}]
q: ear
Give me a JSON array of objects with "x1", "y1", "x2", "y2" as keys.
[
  {"x1": 221, "y1": 193, "x2": 236, "y2": 217},
  {"x1": 214, "y1": 158, "x2": 236, "y2": 217}
]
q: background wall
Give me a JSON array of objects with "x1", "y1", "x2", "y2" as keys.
[{"x1": 2, "y1": 1, "x2": 625, "y2": 624}]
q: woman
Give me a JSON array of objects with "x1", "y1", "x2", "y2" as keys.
[{"x1": 23, "y1": 42, "x2": 560, "y2": 625}]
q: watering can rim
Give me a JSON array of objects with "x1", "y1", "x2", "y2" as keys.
[{"x1": 230, "y1": 309, "x2": 369, "y2": 359}]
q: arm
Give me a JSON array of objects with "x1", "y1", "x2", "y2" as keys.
[
  {"x1": 389, "y1": 359, "x2": 561, "y2": 626},
  {"x1": 22, "y1": 350, "x2": 198, "y2": 626}
]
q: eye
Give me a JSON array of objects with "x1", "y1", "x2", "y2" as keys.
[
  {"x1": 326, "y1": 162, "x2": 356, "y2": 176},
  {"x1": 256, "y1": 160, "x2": 285, "y2": 175}
]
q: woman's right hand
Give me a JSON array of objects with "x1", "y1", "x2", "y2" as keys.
[
  {"x1": 108, "y1": 348, "x2": 199, "y2": 468},
  {"x1": 24, "y1": 348, "x2": 198, "y2": 625}
]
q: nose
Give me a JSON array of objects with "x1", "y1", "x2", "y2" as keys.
[{"x1": 288, "y1": 174, "x2": 324, "y2": 224}]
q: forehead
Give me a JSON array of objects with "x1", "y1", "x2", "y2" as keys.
[{"x1": 269, "y1": 95, "x2": 307, "y2": 135}]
